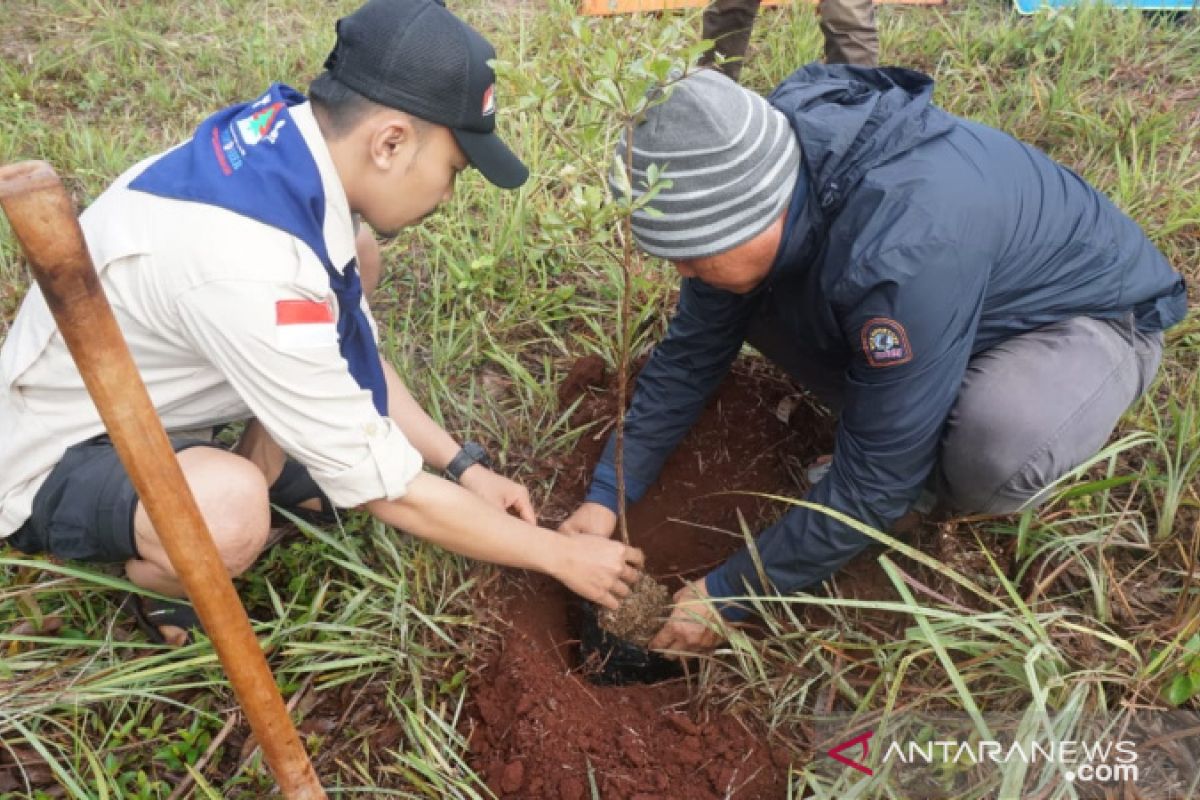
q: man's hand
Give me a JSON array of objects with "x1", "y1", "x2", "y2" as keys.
[
  {"x1": 647, "y1": 579, "x2": 726, "y2": 656},
  {"x1": 551, "y1": 533, "x2": 644, "y2": 610},
  {"x1": 368, "y1": 474, "x2": 640, "y2": 608},
  {"x1": 559, "y1": 502, "x2": 618, "y2": 538},
  {"x1": 459, "y1": 465, "x2": 536, "y2": 524}
]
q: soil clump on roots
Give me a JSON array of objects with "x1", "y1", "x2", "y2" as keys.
[
  {"x1": 465, "y1": 357, "x2": 836, "y2": 799},
  {"x1": 598, "y1": 573, "x2": 671, "y2": 646}
]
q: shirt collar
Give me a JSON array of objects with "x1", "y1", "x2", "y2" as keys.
[{"x1": 291, "y1": 101, "x2": 356, "y2": 273}]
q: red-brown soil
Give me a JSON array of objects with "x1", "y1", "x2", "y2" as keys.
[{"x1": 465, "y1": 357, "x2": 837, "y2": 799}]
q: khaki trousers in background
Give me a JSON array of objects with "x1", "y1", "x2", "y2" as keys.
[{"x1": 700, "y1": 0, "x2": 879, "y2": 79}]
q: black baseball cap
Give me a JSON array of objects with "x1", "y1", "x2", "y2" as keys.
[{"x1": 323, "y1": 0, "x2": 528, "y2": 189}]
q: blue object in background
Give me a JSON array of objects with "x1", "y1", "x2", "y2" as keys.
[{"x1": 1015, "y1": 0, "x2": 1196, "y2": 14}]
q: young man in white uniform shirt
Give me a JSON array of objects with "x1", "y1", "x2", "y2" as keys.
[{"x1": 0, "y1": 0, "x2": 643, "y2": 644}]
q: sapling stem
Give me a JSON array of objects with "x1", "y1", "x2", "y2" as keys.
[{"x1": 614, "y1": 115, "x2": 637, "y2": 548}]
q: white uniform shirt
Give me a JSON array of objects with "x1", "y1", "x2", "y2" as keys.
[{"x1": 0, "y1": 102, "x2": 424, "y2": 538}]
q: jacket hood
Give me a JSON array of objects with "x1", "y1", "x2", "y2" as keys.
[{"x1": 769, "y1": 64, "x2": 954, "y2": 212}]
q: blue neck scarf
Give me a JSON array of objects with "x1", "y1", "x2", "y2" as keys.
[{"x1": 129, "y1": 83, "x2": 388, "y2": 416}]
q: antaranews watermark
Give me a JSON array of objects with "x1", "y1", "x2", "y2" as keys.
[
  {"x1": 882, "y1": 736, "x2": 1139, "y2": 785},
  {"x1": 810, "y1": 711, "x2": 1200, "y2": 799}
]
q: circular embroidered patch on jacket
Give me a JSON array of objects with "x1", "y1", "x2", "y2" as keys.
[{"x1": 861, "y1": 317, "x2": 913, "y2": 367}]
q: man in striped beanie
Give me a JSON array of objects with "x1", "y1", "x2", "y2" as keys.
[{"x1": 561, "y1": 65, "x2": 1185, "y2": 654}]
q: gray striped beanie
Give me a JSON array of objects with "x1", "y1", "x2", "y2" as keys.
[{"x1": 612, "y1": 68, "x2": 800, "y2": 260}]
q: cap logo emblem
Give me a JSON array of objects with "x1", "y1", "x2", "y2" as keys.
[{"x1": 481, "y1": 84, "x2": 496, "y2": 116}]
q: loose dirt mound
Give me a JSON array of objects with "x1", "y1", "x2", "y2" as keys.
[{"x1": 466, "y1": 358, "x2": 836, "y2": 799}]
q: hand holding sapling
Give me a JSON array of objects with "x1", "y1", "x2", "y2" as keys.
[{"x1": 647, "y1": 579, "x2": 726, "y2": 656}]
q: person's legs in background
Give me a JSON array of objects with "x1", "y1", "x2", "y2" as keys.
[
  {"x1": 699, "y1": 0, "x2": 762, "y2": 81},
  {"x1": 700, "y1": 0, "x2": 879, "y2": 81},
  {"x1": 819, "y1": 0, "x2": 879, "y2": 66}
]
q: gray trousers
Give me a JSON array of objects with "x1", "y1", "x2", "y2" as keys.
[
  {"x1": 700, "y1": 0, "x2": 879, "y2": 81},
  {"x1": 749, "y1": 316, "x2": 1164, "y2": 515},
  {"x1": 938, "y1": 316, "x2": 1162, "y2": 514}
]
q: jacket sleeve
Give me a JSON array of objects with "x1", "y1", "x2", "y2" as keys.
[
  {"x1": 706, "y1": 240, "x2": 985, "y2": 615},
  {"x1": 585, "y1": 278, "x2": 754, "y2": 511}
]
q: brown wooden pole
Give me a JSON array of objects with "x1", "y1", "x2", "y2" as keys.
[{"x1": 0, "y1": 160, "x2": 326, "y2": 800}]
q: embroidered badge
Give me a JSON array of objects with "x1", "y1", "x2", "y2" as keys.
[
  {"x1": 236, "y1": 99, "x2": 288, "y2": 146},
  {"x1": 275, "y1": 299, "x2": 338, "y2": 350},
  {"x1": 861, "y1": 317, "x2": 912, "y2": 367},
  {"x1": 212, "y1": 126, "x2": 242, "y2": 175},
  {"x1": 481, "y1": 84, "x2": 496, "y2": 116}
]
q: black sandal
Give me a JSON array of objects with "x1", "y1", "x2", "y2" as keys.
[
  {"x1": 268, "y1": 459, "x2": 336, "y2": 526},
  {"x1": 122, "y1": 593, "x2": 205, "y2": 645}
]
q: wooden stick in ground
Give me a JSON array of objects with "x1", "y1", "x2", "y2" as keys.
[{"x1": 0, "y1": 160, "x2": 326, "y2": 800}]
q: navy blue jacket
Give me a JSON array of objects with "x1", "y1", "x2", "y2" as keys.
[{"x1": 586, "y1": 64, "x2": 1187, "y2": 611}]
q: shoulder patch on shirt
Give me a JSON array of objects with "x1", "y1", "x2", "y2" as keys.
[
  {"x1": 276, "y1": 299, "x2": 338, "y2": 349},
  {"x1": 861, "y1": 317, "x2": 912, "y2": 368}
]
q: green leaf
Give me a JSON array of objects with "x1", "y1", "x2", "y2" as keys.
[
  {"x1": 1165, "y1": 673, "x2": 1195, "y2": 706},
  {"x1": 1056, "y1": 474, "x2": 1136, "y2": 501}
]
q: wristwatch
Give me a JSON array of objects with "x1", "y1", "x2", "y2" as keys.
[{"x1": 445, "y1": 442, "x2": 493, "y2": 483}]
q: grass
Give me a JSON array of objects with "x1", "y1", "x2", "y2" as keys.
[{"x1": 1, "y1": 0, "x2": 1198, "y2": 797}]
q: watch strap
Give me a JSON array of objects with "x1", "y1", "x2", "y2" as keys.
[{"x1": 446, "y1": 441, "x2": 492, "y2": 483}]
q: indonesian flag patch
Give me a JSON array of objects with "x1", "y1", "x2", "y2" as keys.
[
  {"x1": 276, "y1": 298, "x2": 338, "y2": 350},
  {"x1": 861, "y1": 317, "x2": 912, "y2": 367}
]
